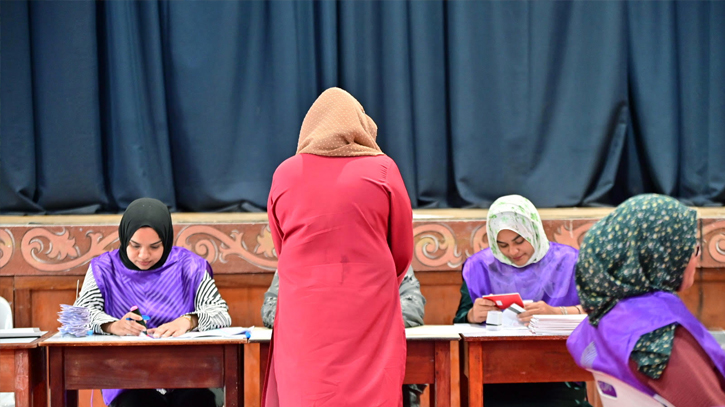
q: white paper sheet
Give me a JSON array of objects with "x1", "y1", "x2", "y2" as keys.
[
  {"x1": 0, "y1": 336, "x2": 39, "y2": 344},
  {"x1": 405, "y1": 325, "x2": 462, "y2": 339},
  {"x1": 454, "y1": 323, "x2": 533, "y2": 337},
  {"x1": 174, "y1": 327, "x2": 251, "y2": 339},
  {"x1": 0, "y1": 328, "x2": 43, "y2": 339}
]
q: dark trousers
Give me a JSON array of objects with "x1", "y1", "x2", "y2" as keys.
[
  {"x1": 109, "y1": 388, "x2": 219, "y2": 407},
  {"x1": 402, "y1": 384, "x2": 426, "y2": 407}
]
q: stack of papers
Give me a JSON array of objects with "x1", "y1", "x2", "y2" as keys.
[
  {"x1": 528, "y1": 314, "x2": 587, "y2": 335},
  {"x1": 454, "y1": 323, "x2": 532, "y2": 337},
  {"x1": 57, "y1": 304, "x2": 91, "y2": 337}
]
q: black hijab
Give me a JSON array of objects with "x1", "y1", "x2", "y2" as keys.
[{"x1": 118, "y1": 198, "x2": 174, "y2": 271}]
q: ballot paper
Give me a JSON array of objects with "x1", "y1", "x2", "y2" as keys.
[
  {"x1": 57, "y1": 304, "x2": 91, "y2": 337},
  {"x1": 528, "y1": 314, "x2": 587, "y2": 335}
]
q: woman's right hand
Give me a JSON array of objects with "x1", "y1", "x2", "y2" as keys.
[
  {"x1": 102, "y1": 311, "x2": 146, "y2": 336},
  {"x1": 467, "y1": 298, "x2": 499, "y2": 323}
]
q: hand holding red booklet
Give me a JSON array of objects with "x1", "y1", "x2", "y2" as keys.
[{"x1": 481, "y1": 293, "x2": 524, "y2": 310}]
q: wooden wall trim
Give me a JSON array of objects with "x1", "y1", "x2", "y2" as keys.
[{"x1": 2, "y1": 213, "x2": 724, "y2": 277}]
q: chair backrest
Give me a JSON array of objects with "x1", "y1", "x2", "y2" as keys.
[
  {"x1": 0, "y1": 296, "x2": 12, "y2": 329},
  {"x1": 589, "y1": 370, "x2": 676, "y2": 407}
]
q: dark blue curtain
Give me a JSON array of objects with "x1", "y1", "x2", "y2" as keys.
[{"x1": 1, "y1": 1, "x2": 724, "y2": 213}]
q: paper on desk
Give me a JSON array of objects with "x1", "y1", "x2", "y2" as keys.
[
  {"x1": 0, "y1": 336, "x2": 40, "y2": 344},
  {"x1": 405, "y1": 325, "x2": 461, "y2": 339},
  {"x1": 0, "y1": 328, "x2": 44, "y2": 339},
  {"x1": 175, "y1": 327, "x2": 252, "y2": 339},
  {"x1": 528, "y1": 314, "x2": 587, "y2": 335},
  {"x1": 454, "y1": 323, "x2": 532, "y2": 337},
  {"x1": 249, "y1": 327, "x2": 272, "y2": 341}
]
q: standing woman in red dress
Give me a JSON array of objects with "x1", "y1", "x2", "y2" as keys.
[{"x1": 264, "y1": 87, "x2": 414, "y2": 407}]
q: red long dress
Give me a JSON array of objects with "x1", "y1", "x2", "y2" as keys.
[{"x1": 264, "y1": 153, "x2": 413, "y2": 407}]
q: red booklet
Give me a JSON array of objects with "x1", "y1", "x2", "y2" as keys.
[{"x1": 481, "y1": 293, "x2": 524, "y2": 310}]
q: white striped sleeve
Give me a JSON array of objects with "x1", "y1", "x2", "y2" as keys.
[
  {"x1": 73, "y1": 265, "x2": 118, "y2": 334},
  {"x1": 188, "y1": 273, "x2": 231, "y2": 331}
]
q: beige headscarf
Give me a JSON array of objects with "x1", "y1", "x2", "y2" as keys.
[{"x1": 296, "y1": 87, "x2": 384, "y2": 157}]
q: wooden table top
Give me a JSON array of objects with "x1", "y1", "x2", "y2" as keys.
[
  {"x1": 40, "y1": 331, "x2": 248, "y2": 347},
  {"x1": 0, "y1": 331, "x2": 54, "y2": 349},
  {"x1": 461, "y1": 334, "x2": 571, "y2": 342}
]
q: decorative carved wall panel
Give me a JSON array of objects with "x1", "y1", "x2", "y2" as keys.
[{"x1": 0, "y1": 218, "x2": 623, "y2": 276}]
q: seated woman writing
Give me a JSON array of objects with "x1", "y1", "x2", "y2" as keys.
[
  {"x1": 73, "y1": 198, "x2": 231, "y2": 407},
  {"x1": 454, "y1": 194, "x2": 587, "y2": 407},
  {"x1": 568, "y1": 194, "x2": 725, "y2": 407}
]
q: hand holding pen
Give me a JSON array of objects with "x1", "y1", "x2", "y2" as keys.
[{"x1": 102, "y1": 305, "x2": 149, "y2": 336}]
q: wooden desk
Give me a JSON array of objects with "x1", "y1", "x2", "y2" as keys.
[
  {"x1": 245, "y1": 327, "x2": 457, "y2": 407},
  {"x1": 41, "y1": 333, "x2": 245, "y2": 407},
  {"x1": 0, "y1": 332, "x2": 51, "y2": 407},
  {"x1": 460, "y1": 333, "x2": 593, "y2": 407}
]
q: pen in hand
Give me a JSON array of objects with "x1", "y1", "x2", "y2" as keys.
[{"x1": 126, "y1": 305, "x2": 149, "y2": 335}]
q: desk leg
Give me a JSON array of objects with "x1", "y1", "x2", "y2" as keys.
[
  {"x1": 467, "y1": 342, "x2": 483, "y2": 407},
  {"x1": 31, "y1": 347, "x2": 47, "y2": 407},
  {"x1": 14, "y1": 350, "x2": 30, "y2": 407},
  {"x1": 49, "y1": 348, "x2": 77, "y2": 407},
  {"x1": 459, "y1": 342, "x2": 468, "y2": 407},
  {"x1": 224, "y1": 344, "x2": 241, "y2": 407},
  {"x1": 244, "y1": 343, "x2": 261, "y2": 407},
  {"x1": 433, "y1": 342, "x2": 450, "y2": 407}
]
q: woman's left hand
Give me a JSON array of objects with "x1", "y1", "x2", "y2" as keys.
[
  {"x1": 517, "y1": 301, "x2": 556, "y2": 324},
  {"x1": 147, "y1": 316, "x2": 193, "y2": 338}
]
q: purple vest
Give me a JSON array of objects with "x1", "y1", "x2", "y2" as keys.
[
  {"x1": 462, "y1": 242, "x2": 580, "y2": 306},
  {"x1": 567, "y1": 291, "x2": 725, "y2": 396},
  {"x1": 91, "y1": 247, "x2": 211, "y2": 405}
]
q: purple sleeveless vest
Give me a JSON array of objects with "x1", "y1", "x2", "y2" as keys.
[
  {"x1": 462, "y1": 242, "x2": 580, "y2": 306},
  {"x1": 91, "y1": 246, "x2": 211, "y2": 405},
  {"x1": 567, "y1": 291, "x2": 725, "y2": 396}
]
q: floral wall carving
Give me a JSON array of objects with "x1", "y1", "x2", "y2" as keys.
[{"x1": 0, "y1": 217, "x2": 716, "y2": 276}]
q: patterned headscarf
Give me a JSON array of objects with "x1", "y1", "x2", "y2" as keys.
[
  {"x1": 486, "y1": 195, "x2": 550, "y2": 268},
  {"x1": 296, "y1": 87, "x2": 384, "y2": 157},
  {"x1": 577, "y1": 194, "x2": 697, "y2": 326}
]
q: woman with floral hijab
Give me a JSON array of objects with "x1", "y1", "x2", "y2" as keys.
[
  {"x1": 454, "y1": 194, "x2": 586, "y2": 406},
  {"x1": 454, "y1": 194, "x2": 582, "y2": 325},
  {"x1": 568, "y1": 194, "x2": 725, "y2": 406}
]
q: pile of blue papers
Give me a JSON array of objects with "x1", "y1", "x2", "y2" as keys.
[{"x1": 57, "y1": 304, "x2": 91, "y2": 337}]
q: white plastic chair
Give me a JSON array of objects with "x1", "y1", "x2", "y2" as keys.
[
  {"x1": 0, "y1": 296, "x2": 12, "y2": 329},
  {"x1": 589, "y1": 370, "x2": 676, "y2": 407},
  {"x1": 0, "y1": 296, "x2": 14, "y2": 407}
]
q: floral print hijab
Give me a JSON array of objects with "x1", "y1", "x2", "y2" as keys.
[
  {"x1": 576, "y1": 194, "x2": 697, "y2": 326},
  {"x1": 487, "y1": 195, "x2": 550, "y2": 268}
]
